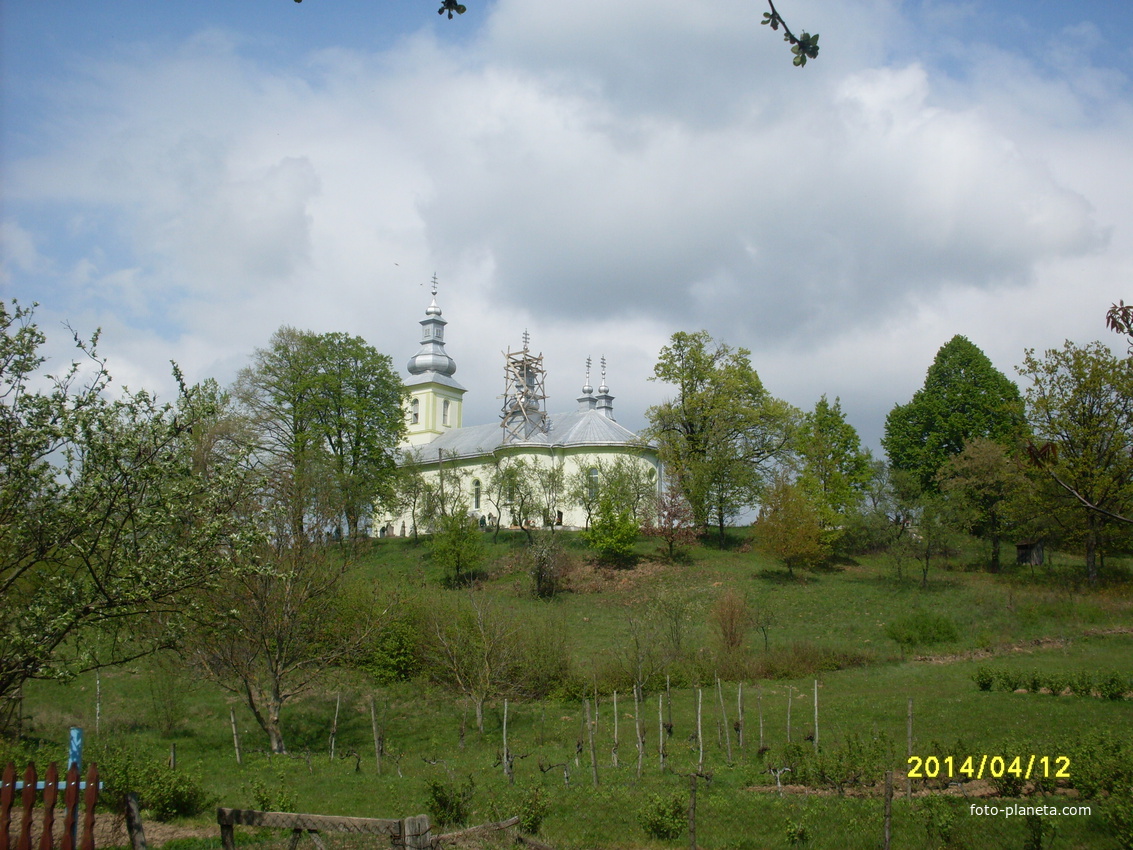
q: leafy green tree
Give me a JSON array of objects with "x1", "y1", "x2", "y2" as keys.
[
  {"x1": 567, "y1": 455, "x2": 658, "y2": 529},
  {"x1": 795, "y1": 395, "x2": 872, "y2": 534},
  {"x1": 234, "y1": 327, "x2": 405, "y2": 542},
  {"x1": 307, "y1": 332, "x2": 406, "y2": 538},
  {"x1": 754, "y1": 473, "x2": 829, "y2": 575},
  {"x1": 0, "y1": 301, "x2": 253, "y2": 715},
  {"x1": 429, "y1": 507, "x2": 487, "y2": 587},
  {"x1": 1017, "y1": 340, "x2": 1133, "y2": 584},
  {"x1": 583, "y1": 495, "x2": 640, "y2": 566},
  {"x1": 936, "y1": 437, "x2": 1027, "y2": 573},
  {"x1": 192, "y1": 544, "x2": 386, "y2": 753},
  {"x1": 647, "y1": 330, "x2": 796, "y2": 541},
  {"x1": 883, "y1": 335, "x2": 1025, "y2": 492}
]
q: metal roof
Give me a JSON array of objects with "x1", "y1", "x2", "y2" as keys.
[{"x1": 406, "y1": 408, "x2": 652, "y2": 462}]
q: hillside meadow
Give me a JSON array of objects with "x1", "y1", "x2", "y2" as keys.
[{"x1": 7, "y1": 529, "x2": 1133, "y2": 849}]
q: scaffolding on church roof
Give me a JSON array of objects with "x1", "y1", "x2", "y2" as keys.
[{"x1": 499, "y1": 331, "x2": 549, "y2": 443}]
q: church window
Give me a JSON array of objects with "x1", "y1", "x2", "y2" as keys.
[
  {"x1": 472, "y1": 479, "x2": 482, "y2": 510},
  {"x1": 588, "y1": 467, "x2": 600, "y2": 501},
  {"x1": 410, "y1": 398, "x2": 420, "y2": 424},
  {"x1": 442, "y1": 399, "x2": 451, "y2": 425}
]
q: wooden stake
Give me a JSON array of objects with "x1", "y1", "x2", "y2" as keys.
[
  {"x1": 658, "y1": 694, "x2": 665, "y2": 772},
  {"x1": 787, "y1": 687, "x2": 793, "y2": 743},
  {"x1": 369, "y1": 696, "x2": 381, "y2": 774},
  {"x1": 503, "y1": 699, "x2": 514, "y2": 785},
  {"x1": 585, "y1": 699, "x2": 599, "y2": 787},
  {"x1": 717, "y1": 678, "x2": 732, "y2": 764},
  {"x1": 634, "y1": 685, "x2": 644, "y2": 781},
  {"x1": 737, "y1": 682, "x2": 745, "y2": 750},
  {"x1": 813, "y1": 680, "x2": 819, "y2": 754},
  {"x1": 758, "y1": 682, "x2": 764, "y2": 749},
  {"x1": 330, "y1": 693, "x2": 341, "y2": 760},
  {"x1": 906, "y1": 697, "x2": 914, "y2": 799},
  {"x1": 687, "y1": 774, "x2": 697, "y2": 850},
  {"x1": 696, "y1": 688, "x2": 704, "y2": 773},
  {"x1": 230, "y1": 707, "x2": 242, "y2": 765},
  {"x1": 612, "y1": 691, "x2": 619, "y2": 767},
  {"x1": 884, "y1": 769, "x2": 893, "y2": 850}
]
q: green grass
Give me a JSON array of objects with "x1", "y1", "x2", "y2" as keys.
[{"x1": 10, "y1": 530, "x2": 1133, "y2": 848}]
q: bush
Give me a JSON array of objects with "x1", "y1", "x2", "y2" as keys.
[
  {"x1": 93, "y1": 744, "x2": 213, "y2": 821},
  {"x1": 884, "y1": 612, "x2": 958, "y2": 649},
  {"x1": 972, "y1": 667, "x2": 995, "y2": 691},
  {"x1": 362, "y1": 613, "x2": 422, "y2": 684},
  {"x1": 1098, "y1": 671, "x2": 1128, "y2": 701},
  {"x1": 424, "y1": 776, "x2": 475, "y2": 827},
  {"x1": 583, "y1": 497, "x2": 639, "y2": 566},
  {"x1": 637, "y1": 792, "x2": 686, "y2": 841},
  {"x1": 994, "y1": 670, "x2": 1025, "y2": 692},
  {"x1": 1069, "y1": 671, "x2": 1094, "y2": 697},
  {"x1": 248, "y1": 774, "x2": 296, "y2": 813},
  {"x1": 527, "y1": 532, "x2": 568, "y2": 599},
  {"x1": 1043, "y1": 673, "x2": 1068, "y2": 696},
  {"x1": 517, "y1": 787, "x2": 549, "y2": 835}
]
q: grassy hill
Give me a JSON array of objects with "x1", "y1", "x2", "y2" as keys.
[{"x1": 9, "y1": 530, "x2": 1133, "y2": 849}]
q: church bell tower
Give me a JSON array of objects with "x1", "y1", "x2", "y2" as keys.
[{"x1": 404, "y1": 276, "x2": 465, "y2": 446}]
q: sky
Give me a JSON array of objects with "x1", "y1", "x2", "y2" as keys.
[{"x1": 3, "y1": 0, "x2": 1132, "y2": 451}]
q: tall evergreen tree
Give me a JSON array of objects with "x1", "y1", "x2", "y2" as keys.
[{"x1": 883, "y1": 335, "x2": 1024, "y2": 492}]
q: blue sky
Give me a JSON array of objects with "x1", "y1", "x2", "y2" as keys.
[{"x1": 3, "y1": 0, "x2": 1133, "y2": 449}]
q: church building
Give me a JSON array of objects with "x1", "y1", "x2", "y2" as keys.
[{"x1": 381, "y1": 280, "x2": 661, "y2": 534}]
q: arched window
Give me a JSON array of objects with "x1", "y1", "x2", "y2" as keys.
[
  {"x1": 588, "y1": 467, "x2": 600, "y2": 501},
  {"x1": 442, "y1": 399, "x2": 451, "y2": 426},
  {"x1": 410, "y1": 398, "x2": 420, "y2": 424},
  {"x1": 472, "y1": 478, "x2": 482, "y2": 510}
]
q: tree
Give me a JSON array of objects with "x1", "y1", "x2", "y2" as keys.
[
  {"x1": 308, "y1": 332, "x2": 406, "y2": 539},
  {"x1": 424, "y1": 593, "x2": 523, "y2": 734},
  {"x1": 795, "y1": 395, "x2": 872, "y2": 535},
  {"x1": 192, "y1": 543, "x2": 386, "y2": 753},
  {"x1": 753, "y1": 472, "x2": 828, "y2": 575},
  {"x1": 293, "y1": 0, "x2": 821, "y2": 67},
  {"x1": 0, "y1": 301, "x2": 254, "y2": 717},
  {"x1": 647, "y1": 330, "x2": 796, "y2": 541},
  {"x1": 429, "y1": 507, "x2": 487, "y2": 587},
  {"x1": 643, "y1": 483, "x2": 698, "y2": 561},
  {"x1": 234, "y1": 327, "x2": 405, "y2": 542},
  {"x1": 883, "y1": 335, "x2": 1025, "y2": 492},
  {"x1": 936, "y1": 437, "x2": 1027, "y2": 573},
  {"x1": 583, "y1": 495, "x2": 640, "y2": 566},
  {"x1": 1017, "y1": 340, "x2": 1133, "y2": 584}
]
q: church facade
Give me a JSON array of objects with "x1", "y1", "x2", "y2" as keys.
[{"x1": 379, "y1": 282, "x2": 661, "y2": 534}]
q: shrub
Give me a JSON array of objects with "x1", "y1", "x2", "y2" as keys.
[
  {"x1": 424, "y1": 776, "x2": 475, "y2": 827},
  {"x1": 884, "y1": 612, "x2": 958, "y2": 649},
  {"x1": 527, "y1": 532, "x2": 568, "y2": 599},
  {"x1": 972, "y1": 667, "x2": 995, "y2": 691},
  {"x1": 362, "y1": 613, "x2": 422, "y2": 684},
  {"x1": 1043, "y1": 673, "x2": 1068, "y2": 696},
  {"x1": 1108, "y1": 787, "x2": 1133, "y2": 850},
  {"x1": 1098, "y1": 671, "x2": 1128, "y2": 701},
  {"x1": 917, "y1": 795, "x2": 958, "y2": 847},
  {"x1": 583, "y1": 496, "x2": 639, "y2": 566},
  {"x1": 1027, "y1": 670, "x2": 1045, "y2": 694},
  {"x1": 248, "y1": 774, "x2": 296, "y2": 813},
  {"x1": 517, "y1": 787, "x2": 549, "y2": 835},
  {"x1": 994, "y1": 669, "x2": 1025, "y2": 692},
  {"x1": 93, "y1": 744, "x2": 214, "y2": 821},
  {"x1": 785, "y1": 819, "x2": 809, "y2": 845},
  {"x1": 637, "y1": 792, "x2": 686, "y2": 841},
  {"x1": 1069, "y1": 671, "x2": 1094, "y2": 697}
]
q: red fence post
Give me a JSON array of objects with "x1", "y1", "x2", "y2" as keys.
[
  {"x1": 1, "y1": 763, "x2": 15, "y2": 850},
  {"x1": 40, "y1": 763, "x2": 59, "y2": 850},
  {"x1": 18, "y1": 764, "x2": 35, "y2": 850},
  {"x1": 61, "y1": 766, "x2": 79, "y2": 850},
  {"x1": 80, "y1": 766, "x2": 98, "y2": 850}
]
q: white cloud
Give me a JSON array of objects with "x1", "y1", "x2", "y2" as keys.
[{"x1": 3, "y1": 0, "x2": 1131, "y2": 451}]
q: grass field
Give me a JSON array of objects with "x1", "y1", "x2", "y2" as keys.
[{"x1": 8, "y1": 530, "x2": 1133, "y2": 849}]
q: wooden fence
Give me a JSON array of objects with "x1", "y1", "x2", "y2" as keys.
[
  {"x1": 0, "y1": 763, "x2": 100, "y2": 850},
  {"x1": 217, "y1": 808, "x2": 547, "y2": 850}
]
